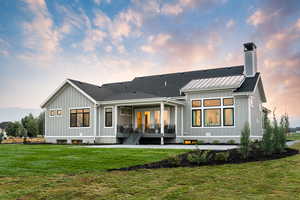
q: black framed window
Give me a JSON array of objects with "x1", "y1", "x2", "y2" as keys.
[
  {"x1": 105, "y1": 108, "x2": 113, "y2": 127},
  {"x1": 192, "y1": 109, "x2": 202, "y2": 127},
  {"x1": 223, "y1": 108, "x2": 234, "y2": 126},
  {"x1": 70, "y1": 108, "x2": 90, "y2": 127}
]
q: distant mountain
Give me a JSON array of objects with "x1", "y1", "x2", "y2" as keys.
[{"x1": 0, "y1": 107, "x2": 41, "y2": 123}]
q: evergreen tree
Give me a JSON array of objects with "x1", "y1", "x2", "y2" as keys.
[
  {"x1": 272, "y1": 112, "x2": 281, "y2": 153},
  {"x1": 240, "y1": 122, "x2": 250, "y2": 159},
  {"x1": 262, "y1": 116, "x2": 273, "y2": 155}
]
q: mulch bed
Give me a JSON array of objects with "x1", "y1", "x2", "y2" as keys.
[{"x1": 109, "y1": 148, "x2": 299, "y2": 171}]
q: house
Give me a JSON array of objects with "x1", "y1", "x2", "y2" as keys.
[
  {"x1": 41, "y1": 42, "x2": 266, "y2": 145},
  {"x1": 0, "y1": 128, "x2": 7, "y2": 139}
]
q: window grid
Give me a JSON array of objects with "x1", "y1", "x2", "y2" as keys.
[{"x1": 191, "y1": 97, "x2": 234, "y2": 128}]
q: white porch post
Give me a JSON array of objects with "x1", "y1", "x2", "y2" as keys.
[
  {"x1": 93, "y1": 104, "x2": 97, "y2": 143},
  {"x1": 160, "y1": 102, "x2": 164, "y2": 145},
  {"x1": 114, "y1": 105, "x2": 118, "y2": 136},
  {"x1": 175, "y1": 105, "x2": 178, "y2": 135}
]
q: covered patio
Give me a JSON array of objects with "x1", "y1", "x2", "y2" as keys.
[{"x1": 113, "y1": 100, "x2": 183, "y2": 144}]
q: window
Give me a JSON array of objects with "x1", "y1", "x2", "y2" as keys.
[
  {"x1": 70, "y1": 108, "x2": 90, "y2": 128},
  {"x1": 105, "y1": 108, "x2": 113, "y2": 127},
  {"x1": 204, "y1": 109, "x2": 221, "y2": 127},
  {"x1": 203, "y1": 99, "x2": 221, "y2": 107},
  {"x1": 192, "y1": 109, "x2": 201, "y2": 127},
  {"x1": 223, "y1": 98, "x2": 234, "y2": 106},
  {"x1": 192, "y1": 100, "x2": 201, "y2": 107},
  {"x1": 191, "y1": 97, "x2": 235, "y2": 127},
  {"x1": 57, "y1": 110, "x2": 62, "y2": 116},
  {"x1": 49, "y1": 110, "x2": 56, "y2": 117},
  {"x1": 223, "y1": 108, "x2": 234, "y2": 126},
  {"x1": 49, "y1": 109, "x2": 62, "y2": 117}
]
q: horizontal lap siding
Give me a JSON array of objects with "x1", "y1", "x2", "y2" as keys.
[
  {"x1": 183, "y1": 90, "x2": 249, "y2": 137},
  {"x1": 45, "y1": 84, "x2": 94, "y2": 137}
]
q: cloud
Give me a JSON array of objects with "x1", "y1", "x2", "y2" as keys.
[
  {"x1": 161, "y1": 0, "x2": 226, "y2": 16},
  {"x1": 82, "y1": 29, "x2": 107, "y2": 52},
  {"x1": 226, "y1": 19, "x2": 235, "y2": 29},
  {"x1": 21, "y1": 0, "x2": 60, "y2": 61},
  {"x1": 247, "y1": 10, "x2": 269, "y2": 26},
  {"x1": 0, "y1": 38, "x2": 10, "y2": 56},
  {"x1": 265, "y1": 18, "x2": 300, "y2": 51}
]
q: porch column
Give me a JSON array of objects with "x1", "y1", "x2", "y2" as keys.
[
  {"x1": 114, "y1": 105, "x2": 118, "y2": 136},
  {"x1": 160, "y1": 102, "x2": 164, "y2": 145}
]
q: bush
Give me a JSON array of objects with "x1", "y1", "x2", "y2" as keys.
[
  {"x1": 240, "y1": 122, "x2": 250, "y2": 159},
  {"x1": 227, "y1": 140, "x2": 235, "y2": 145},
  {"x1": 168, "y1": 155, "x2": 181, "y2": 166},
  {"x1": 212, "y1": 140, "x2": 220, "y2": 144},
  {"x1": 197, "y1": 140, "x2": 205, "y2": 145},
  {"x1": 262, "y1": 117, "x2": 273, "y2": 155},
  {"x1": 215, "y1": 152, "x2": 229, "y2": 162},
  {"x1": 187, "y1": 150, "x2": 208, "y2": 165}
]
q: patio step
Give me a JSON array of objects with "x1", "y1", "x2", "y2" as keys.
[{"x1": 123, "y1": 133, "x2": 142, "y2": 145}]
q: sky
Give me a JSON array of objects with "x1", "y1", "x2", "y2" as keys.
[{"x1": 0, "y1": 0, "x2": 300, "y2": 126}]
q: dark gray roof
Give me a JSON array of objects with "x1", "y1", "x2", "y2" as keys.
[
  {"x1": 234, "y1": 73, "x2": 260, "y2": 93},
  {"x1": 68, "y1": 65, "x2": 261, "y2": 101}
]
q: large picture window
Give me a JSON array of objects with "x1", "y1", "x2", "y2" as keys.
[
  {"x1": 191, "y1": 97, "x2": 235, "y2": 127},
  {"x1": 105, "y1": 108, "x2": 113, "y2": 127},
  {"x1": 70, "y1": 108, "x2": 90, "y2": 128},
  {"x1": 204, "y1": 109, "x2": 221, "y2": 127}
]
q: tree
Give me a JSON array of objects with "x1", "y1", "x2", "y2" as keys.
[
  {"x1": 240, "y1": 122, "x2": 250, "y2": 159},
  {"x1": 272, "y1": 111, "x2": 281, "y2": 153},
  {"x1": 262, "y1": 116, "x2": 273, "y2": 155},
  {"x1": 21, "y1": 114, "x2": 38, "y2": 137},
  {"x1": 38, "y1": 112, "x2": 45, "y2": 136},
  {"x1": 6, "y1": 122, "x2": 23, "y2": 137}
]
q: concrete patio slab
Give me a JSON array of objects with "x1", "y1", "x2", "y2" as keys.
[{"x1": 83, "y1": 144, "x2": 239, "y2": 150}]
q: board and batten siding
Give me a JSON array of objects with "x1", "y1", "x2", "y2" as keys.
[
  {"x1": 250, "y1": 86, "x2": 263, "y2": 136},
  {"x1": 179, "y1": 90, "x2": 250, "y2": 142},
  {"x1": 45, "y1": 84, "x2": 95, "y2": 138}
]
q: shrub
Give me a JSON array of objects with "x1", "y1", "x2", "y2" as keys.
[
  {"x1": 240, "y1": 122, "x2": 250, "y2": 159},
  {"x1": 187, "y1": 150, "x2": 208, "y2": 165},
  {"x1": 262, "y1": 117, "x2": 273, "y2": 155},
  {"x1": 272, "y1": 113, "x2": 282, "y2": 153},
  {"x1": 168, "y1": 155, "x2": 181, "y2": 166},
  {"x1": 227, "y1": 140, "x2": 235, "y2": 144},
  {"x1": 197, "y1": 140, "x2": 205, "y2": 145},
  {"x1": 212, "y1": 140, "x2": 220, "y2": 144},
  {"x1": 215, "y1": 152, "x2": 229, "y2": 162}
]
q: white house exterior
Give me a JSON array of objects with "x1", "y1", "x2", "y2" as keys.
[{"x1": 41, "y1": 43, "x2": 267, "y2": 144}]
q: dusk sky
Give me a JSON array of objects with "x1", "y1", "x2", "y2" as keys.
[{"x1": 0, "y1": 0, "x2": 300, "y2": 126}]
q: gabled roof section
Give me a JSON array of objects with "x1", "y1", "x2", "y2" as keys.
[
  {"x1": 234, "y1": 73, "x2": 267, "y2": 102},
  {"x1": 40, "y1": 79, "x2": 97, "y2": 108},
  {"x1": 181, "y1": 75, "x2": 245, "y2": 92},
  {"x1": 234, "y1": 73, "x2": 260, "y2": 93}
]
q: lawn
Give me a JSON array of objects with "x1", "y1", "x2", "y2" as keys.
[
  {"x1": 1, "y1": 144, "x2": 300, "y2": 200},
  {"x1": 287, "y1": 132, "x2": 300, "y2": 141}
]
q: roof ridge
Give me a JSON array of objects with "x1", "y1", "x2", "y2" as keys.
[
  {"x1": 134, "y1": 65, "x2": 244, "y2": 79},
  {"x1": 67, "y1": 79, "x2": 101, "y2": 88}
]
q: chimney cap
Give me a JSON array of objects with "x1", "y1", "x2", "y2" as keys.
[{"x1": 243, "y1": 42, "x2": 257, "y2": 51}]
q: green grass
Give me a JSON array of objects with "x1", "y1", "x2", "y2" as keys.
[
  {"x1": 0, "y1": 144, "x2": 188, "y2": 177},
  {"x1": 1, "y1": 144, "x2": 300, "y2": 200},
  {"x1": 287, "y1": 133, "x2": 300, "y2": 141}
]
